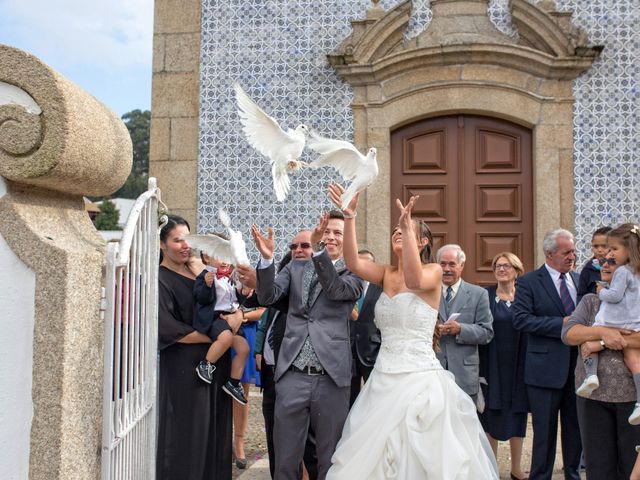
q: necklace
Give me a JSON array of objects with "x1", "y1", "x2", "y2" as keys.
[
  {"x1": 495, "y1": 287, "x2": 515, "y2": 307},
  {"x1": 495, "y1": 296, "x2": 512, "y2": 307}
]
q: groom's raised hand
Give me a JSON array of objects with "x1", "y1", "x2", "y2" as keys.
[{"x1": 251, "y1": 224, "x2": 274, "y2": 260}]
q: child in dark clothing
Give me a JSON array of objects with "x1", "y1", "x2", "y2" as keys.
[
  {"x1": 193, "y1": 253, "x2": 250, "y2": 405},
  {"x1": 577, "y1": 226, "x2": 612, "y2": 300}
]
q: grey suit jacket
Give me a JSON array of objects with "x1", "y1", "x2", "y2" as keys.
[
  {"x1": 256, "y1": 250, "x2": 364, "y2": 388},
  {"x1": 436, "y1": 280, "x2": 494, "y2": 395}
]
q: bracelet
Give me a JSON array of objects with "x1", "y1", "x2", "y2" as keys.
[
  {"x1": 342, "y1": 210, "x2": 357, "y2": 219},
  {"x1": 600, "y1": 339, "x2": 606, "y2": 348}
]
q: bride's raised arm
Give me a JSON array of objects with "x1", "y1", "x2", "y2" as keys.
[
  {"x1": 328, "y1": 184, "x2": 386, "y2": 285},
  {"x1": 396, "y1": 196, "x2": 441, "y2": 292}
]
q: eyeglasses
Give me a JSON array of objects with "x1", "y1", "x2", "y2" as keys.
[
  {"x1": 494, "y1": 263, "x2": 514, "y2": 271},
  {"x1": 289, "y1": 242, "x2": 312, "y2": 250},
  {"x1": 601, "y1": 257, "x2": 616, "y2": 265}
]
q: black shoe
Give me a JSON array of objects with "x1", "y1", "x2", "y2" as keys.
[
  {"x1": 235, "y1": 457, "x2": 247, "y2": 469},
  {"x1": 222, "y1": 381, "x2": 248, "y2": 405},
  {"x1": 196, "y1": 360, "x2": 216, "y2": 384}
]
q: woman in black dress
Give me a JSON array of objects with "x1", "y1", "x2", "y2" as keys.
[
  {"x1": 156, "y1": 215, "x2": 243, "y2": 480},
  {"x1": 479, "y1": 252, "x2": 529, "y2": 480}
]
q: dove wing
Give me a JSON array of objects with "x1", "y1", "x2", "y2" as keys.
[
  {"x1": 234, "y1": 83, "x2": 294, "y2": 161},
  {"x1": 184, "y1": 234, "x2": 235, "y2": 265},
  {"x1": 307, "y1": 134, "x2": 367, "y2": 180}
]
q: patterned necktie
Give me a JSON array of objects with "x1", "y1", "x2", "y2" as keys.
[
  {"x1": 559, "y1": 273, "x2": 575, "y2": 314},
  {"x1": 445, "y1": 286, "x2": 453, "y2": 303}
]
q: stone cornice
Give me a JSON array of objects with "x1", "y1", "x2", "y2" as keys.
[{"x1": 328, "y1": 0, "x2": 602, "y2": 87}]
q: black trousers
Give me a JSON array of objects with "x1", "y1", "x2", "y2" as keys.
[
  {"x1": 527, "y1": 382, "x2": 582, "y2": 480},
  {"x1": 261, "y1": 360, "x2": 277, "y2": 479},
  {"x1": 349, "y1": 354, "x2": 374, "y2": 406},
  {"x1": 577, "y1": 396, "x2": 640, "y2": 480}
]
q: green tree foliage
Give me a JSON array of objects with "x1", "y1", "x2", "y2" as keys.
[
  {"x1": 113, "y1": 109, "x2": 151, "y2": 198},
  {"x1": 95, "y1": 198, "x2": 121, "y2": 230}
]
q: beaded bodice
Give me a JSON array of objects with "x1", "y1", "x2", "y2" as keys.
[{"x1": 374, "y1": 292, "x2": 444, "y2": 373}]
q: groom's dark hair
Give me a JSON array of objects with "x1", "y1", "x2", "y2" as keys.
[{"x1": 328, "y1": 209, "x2": 345, "y2": 221}]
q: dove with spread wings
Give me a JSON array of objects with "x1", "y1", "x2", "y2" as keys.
[
  {"x1": 183, "y1": 210, "x2": 250, "y2": 267},
  {"x1": 306, "y1": 132, "x2": 378, "y2": 210},
  {"x1": 234, "y1": 83, "x2": 310, "y2": 202}
]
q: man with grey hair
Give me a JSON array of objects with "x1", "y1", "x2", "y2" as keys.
[
  {"x1": 513, "y1": 229, "x2": 581, "y2": 480},
  {"x1": 435, "y1": 244, "x2": 494, "y2": 402}
]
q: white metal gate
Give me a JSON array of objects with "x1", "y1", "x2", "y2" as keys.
[{"x1": 101, "y1": 178, "x2": 165, "y2": 480}]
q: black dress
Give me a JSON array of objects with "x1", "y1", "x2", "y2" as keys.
[
  {"x1": 479, "y1": 286, "x2": 528, "y2": 441},
  {"x1": 156, "y1": 266, "x2": 232, "y2": 480}
]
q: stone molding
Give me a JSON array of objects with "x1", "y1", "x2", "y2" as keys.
[
  {"x1": 0, "y1": 45, "x2": 132, "y2": 196},
  {"x1": 327, "y1": 0, "x2": 601, "y2": 264}
]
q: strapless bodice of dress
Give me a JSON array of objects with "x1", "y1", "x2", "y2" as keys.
[{"x1": 374, "y1": 292, "x2": 444, "y2": 373}]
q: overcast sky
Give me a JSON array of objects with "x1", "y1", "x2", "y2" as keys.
[{"x1": 0, "y1": 0, "x2": 154, "y2": 117}]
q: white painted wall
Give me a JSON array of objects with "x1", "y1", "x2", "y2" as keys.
[{"x1": 0, "y1": 176, "x2": 35, "y2": 479}]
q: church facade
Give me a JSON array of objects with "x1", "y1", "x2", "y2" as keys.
[{"x1": 150, "y1": 0, "x2": 639, "y2": 284}]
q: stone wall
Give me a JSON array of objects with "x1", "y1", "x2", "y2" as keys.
[
  {"x1": 0, "y1": 44, "x2": 131, "y2": 479},
  {"x1": 152, "y1": 0, "x2": 640, "y2": 266},
  {"x1": 150, "y1": 0, "x2": 201, "y2": 228}
]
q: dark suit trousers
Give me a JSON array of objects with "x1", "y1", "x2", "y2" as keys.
[
  {"x1": 527, "y1": 380, "x2": 581, "y2": 480},
  {"x1": 576, "y1": 397, "x2": 640, "y2": 480},
  {"x1": 274, "y1": 371, "x2": 350, "y2": 480},
  {"x1": 261, "y1": 360, "x2": 276, "y2": 479},
  {"x1": 349, "y1": 352, "x2": 374, "y2": 406}
]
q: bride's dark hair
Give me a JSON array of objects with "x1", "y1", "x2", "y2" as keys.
[
  {"x1": 416, "y1": 220, "x2": 434, "y2": 264},
  {"x1": 413, "y1": 219, "x2": 440, "y2": 351}
]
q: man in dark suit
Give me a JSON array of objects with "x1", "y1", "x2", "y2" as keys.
[
  {"x1": 349, "y1": 249, "x2": 383, "y2": 404},
  {"x1": 238, "y1": 211, "x2": 363, "y2": 480},
  {"x1": 513, "y1": 229, "x2": 581, "y2": 480}
]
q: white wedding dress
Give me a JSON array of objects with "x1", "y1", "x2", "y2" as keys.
[{"x1": 327, "y1": 292, "x2": 498, "y2": 479}]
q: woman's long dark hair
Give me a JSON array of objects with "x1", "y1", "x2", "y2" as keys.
[
  {"x1": 159, "y1": 215, "x2": 190, "y2": 263},
  {"x1": 413, "y1": 219, "x2": 440, "y2": 350},
  {"x1": 416, "y1": 219, "x2": 434, "y2": 264}
]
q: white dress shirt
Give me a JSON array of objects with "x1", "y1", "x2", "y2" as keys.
[{"x1": 544, "y1": 263, "x2": 577, "y2": 305}]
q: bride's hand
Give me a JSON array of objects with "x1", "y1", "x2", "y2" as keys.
[
  {"x1": 396, "y1": 196, "x2": 419, "y2": 232},
  {"x1": 329, "y1": 183, "x2": 360, "y2": 217}
]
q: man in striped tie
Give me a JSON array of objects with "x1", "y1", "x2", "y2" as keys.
[{"x1": 513, "y1": 229, "x2": 582, "y2": 480}]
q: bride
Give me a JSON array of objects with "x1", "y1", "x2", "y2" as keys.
[{"x1": 326, "y1": 185, "x2": 498, "y2": 479}]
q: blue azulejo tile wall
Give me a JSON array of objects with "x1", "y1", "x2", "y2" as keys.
[{"x1": 198, "y1": 0, "x2": 639, "y2": 267}]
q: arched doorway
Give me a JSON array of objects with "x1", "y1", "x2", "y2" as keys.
[{"x1": 391, "y1": 115, "x2": 533, "y2": 285}]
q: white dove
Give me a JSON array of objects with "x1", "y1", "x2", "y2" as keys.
[
  {"x1": 183, "y1": 210, "x2": 250, "y2": 267},
  {"x1": 307, "y1": 132, "x2": 378, "y2": 209},
  {"x1": 233, "y1": 82, "x2": 311, "y2": 202}
]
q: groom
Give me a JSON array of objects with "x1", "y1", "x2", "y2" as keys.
[{"x1": 238, "y1": 210, "x2": 364, "y2": 480}]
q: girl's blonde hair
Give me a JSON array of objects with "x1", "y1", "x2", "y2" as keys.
[{"x1": 608, "y1": 223, "x2": 640, "y2": 275}]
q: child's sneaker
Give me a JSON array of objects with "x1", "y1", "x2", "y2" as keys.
[
  {"x1": 196, "y1": 360, "x2": 216, "y2": 384},
  {"x1": 222, "y1": 381, "x2": 248, "y2": 405},
  {"x1": 629, "y1": 403, "x2": 640, "y2": 425},
  {"x1": 576, "y1": 374, "x2": 599, "y2": 398}
]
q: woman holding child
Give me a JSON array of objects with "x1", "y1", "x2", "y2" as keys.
[
  {"x1": 156, "y1": 215, "x2": 242, "y2": 480},
  {"x1": 562, "y1": 224, "x2": 640, "y2": 479}
]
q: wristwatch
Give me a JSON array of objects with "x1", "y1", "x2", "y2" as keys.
[{"x1": 312, "y1": 240, "x2": 326, "y2": 253}]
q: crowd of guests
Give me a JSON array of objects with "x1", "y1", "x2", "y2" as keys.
[{"x1": 156, "y1": 206, "x2": 640, "y2": 480}]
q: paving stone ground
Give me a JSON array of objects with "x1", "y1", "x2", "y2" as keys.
[{"x1": 234, "y1": 387, "x2": 584, "y2": 480}]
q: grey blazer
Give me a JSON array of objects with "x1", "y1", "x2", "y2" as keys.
[
  {"x1": 436, "y1": 280, "x2": 494, "y2": 395},
  {"x1": 256, "y1": 250, "x2": 364, "y2": 388}
]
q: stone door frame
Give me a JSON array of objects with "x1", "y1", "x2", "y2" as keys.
[{"x1": 328, "y1": 0, "x2": 601, "y2": 265}]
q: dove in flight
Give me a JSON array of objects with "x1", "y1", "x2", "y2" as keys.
[
  {"x1": 233, "y1": 82, "x2": 311, "y2": 202},
  {"x1": 306, "y1": 132, "x2": 378, "y2": 209},
  {"x1": 183, "y1": 209, "x2": 250, "y2": 267}
]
